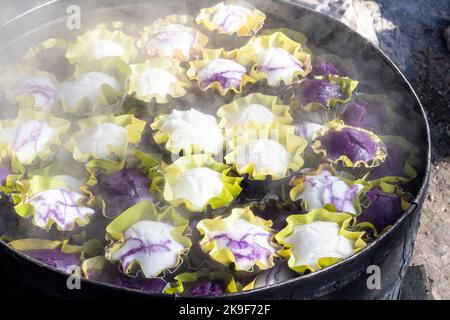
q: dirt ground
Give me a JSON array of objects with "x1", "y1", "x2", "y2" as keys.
[{"x1": 413, "y1": 162, "x2": 450, "y2": 299}]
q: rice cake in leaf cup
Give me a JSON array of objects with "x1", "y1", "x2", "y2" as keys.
[
  {"x1": 0, "y1": 110, "x2": 70, "y2": 168},
  {"x1": 82, "y1": 255, "x2": 167, "y2": 293},
  {"x1": 10, "y1": 174, "x2": 95, "y2": 232},
  {"x1": 339, "y1": 94, "x2": 404, "y2": 134},
  {"x1": 151, "y1": 108, "x2": 224, "y2": 156},
  {"x1": 311, "y1": 53, "x2": 359, "y2": 79},
  {"x1": 54, "y1": 57, "x2": 130, "y2": 118},
  {"x1": 196, "y1": 206, "x2": 278, "y2": 272},
  {"x1": 291, "y1": 75, "x2": 358, "y2": 124},
  {"x1": 152, "y1": 154, "x2": 242, "y2": 213},
  {"x1": 243, "y1": 263, "x2": 296, "y2": 291},
  {"x1": 366, "y1": 135, "x2": 420, "y2": 191},
  {"x1": 128, "y1": 58, "x2": 190, "y2": 104},
  {"x1": 275, "y1": 208, "x2": 366, "y2": 273},
  {"x1": 82, "y1": 150, "x2": 161, "y2": 219},
  {"x1": 105, "y1": 200, "x2": 191, "y2": 278},
  {"x1": 289, "y1": 164, "x2": 371, "y2": 215},
  {"x1": 196, "y1": 0, "x2": 265, "y2": 37},
  {"x1": 225, "y1": 126, "x2": 308, "y2": 181},
  {"x1": 1, "y1": 66, "x2": 59, "y2": 113},
  {"x1": 311, "y1": 120, "x2": 387, "y2": 170},
  {"x1": 164, "y1": 268, "x2": 239, "y2": 296},
  {"x1": 357, "y1": 181, "x2": 412, "y2": 234},
  {"x1": 23, "y1": 38, "x2": 74, "y2": 82},
  {"x1": 187, "y1": 48, "x2": 256, "y2": 96},
  {"x1": 237, "y1": 32, "x2": 312, "y2": 87},
  {"x1": 217, "y1": 93, "x2": 293, "y2": 138},
  {"x1": 66, "y1": 24, "x2": 138, "y2": 64},
  {"x1": 83, "y1": 150, "x2": 162, "y2": 219},
  {"x1": 8, "y1": 238, "x2": 102, "y2": 273},
  {"x1": 66, "y1": 113, "x2": 145, "y2": 163},
  {"x1": 139, "y1": 15, "x2": 209, "y2": 62}
]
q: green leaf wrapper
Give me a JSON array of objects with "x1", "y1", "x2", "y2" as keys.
[{"x1": 164, "y1": 269, "x2": 238, "y2": 295}]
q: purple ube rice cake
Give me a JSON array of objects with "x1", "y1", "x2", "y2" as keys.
[
  {"x1": 0, "y1": 163, "x2": 11, "y2": 186},
  {"x1": 25, "y1": 249, "x2": 81, "y2": 273},
  {"x1": 368, "y1": 142, "x2": 411, "y2": 180},
  {"x1": 190, "y1": 281, "x2": 224, "y2": 296},
  {"x1": 294, "y1": 78, "x2": 345, "y2": 108},
  {"x1": 84, "y1": 256, "x2": 167, "y2": 293},
  {"x1": 312, "y1": 121, "x2": 387, "y2": 168},
  {"x1": 92, "y1": 168, "x2": 157, "y2": 218},
  {"x1": 358, "y1": 187, "x2": 404, "y2": 232},
  {"x1": 312, "y1": 61, "x2": 345, "y2": 77}
]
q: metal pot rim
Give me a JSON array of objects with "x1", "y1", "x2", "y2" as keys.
[{"x1": 0, "y1": 0, "x2": 432, "y2": 299}]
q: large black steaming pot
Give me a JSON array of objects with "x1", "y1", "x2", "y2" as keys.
[{"x1": 0, "y1": 0, "x2": 431, "y2": 300}]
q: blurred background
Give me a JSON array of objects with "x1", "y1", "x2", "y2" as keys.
[{"x1": 1, "y1": 0, "x2": 449, "y2": 300}]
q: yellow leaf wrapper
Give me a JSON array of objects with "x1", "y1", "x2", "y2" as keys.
[
  {"x1": 224, "y1": 126, "x2": 308, "y2": 181},
  {"x1": 128, "y1": 58, "x2": 190, "y2": 104},
  {"x1": 311, "y1": 120, "x2": 387, "y2": 169},
  {"x1": 139, "y1": 15, "x2": 209, "y2": 61},
  {"x1": 237, "y1": 32, "x2": 312, "y2": 86},
  {"x1": 289, "y1": 164, "x2": 371, "y2": 215},
  {"x1": 66, "y1": 113, "x2": 145, "y2": 163},
  {"x1": 152, "y1": 154, "x2": 242, "y2": 213},
  {"x1": 187, "y1": 48, "x2": 256, "y2": 95},
  {"x1": 9, "y1": 238, "x2": 103, "y2": 260},
  {"x1": 217, "y1": 93, "x2": 293, "y2": 138},
  {"x1": 164, "y1": 269, "x2": 238, "y2": 295},
  {"x1": 196, "y1": 0, "x2": 266, "y2": 37},
  {"x1": 196, "y1": 206, "x2": 278, "y2": 272},
  {"x1": 0, "y1": 109, "x2": 70, "y2": 166},
  {"x1": 66, "y1": 24, "x2": 138, "y2": 64},
  {"x1": 275, "y1": 208, "x2": 366, "y2": 273},
  {"x1": 105, "y1": 200, "x2": 191, "y2": 278}
]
